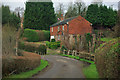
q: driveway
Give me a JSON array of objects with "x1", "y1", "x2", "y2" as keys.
[{"x1": 32, "y1": 55, "x2": 85, "y2": 78}]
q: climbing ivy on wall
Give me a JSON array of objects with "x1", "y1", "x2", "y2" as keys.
[{"x1": 85, "y1": 33, "x2": 93, "y2": 52}]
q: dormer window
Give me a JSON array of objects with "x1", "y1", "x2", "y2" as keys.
[
  {"x1": 52, "y1": 27, "x2": 53, "y2": 32},
  {"x1": 58, "y1": 26, "x2": 60, "y2": 31}
]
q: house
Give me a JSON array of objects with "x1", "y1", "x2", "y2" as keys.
[{"x1": 50, "y1": 14, "x2": 92, "y2": 41}]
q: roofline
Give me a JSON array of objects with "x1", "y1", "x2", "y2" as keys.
[{"x1": 50, "y1": 16, "x2": 78, "y2": 27}]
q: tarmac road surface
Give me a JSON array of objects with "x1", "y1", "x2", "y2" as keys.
[{"x1": 32, "y1": 55, "x2": 85, "y2": 78}]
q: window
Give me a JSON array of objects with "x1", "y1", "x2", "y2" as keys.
[
  {"x1": 62, "y1": 25, "x2": 64, "y2": 30},
  {"x1": 58, "y1": 35, "x2": 60, "y2": 40},
  {"x1": 52, "y1": 27, "x2": 53, "y2": 32},
  {"x1": 58, "y1": 26, "x2": 60, "y2": 31}
]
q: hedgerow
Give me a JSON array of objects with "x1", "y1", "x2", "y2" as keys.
[{"x1": 95, "y1": 38, "x2": 119, "y2": 78}]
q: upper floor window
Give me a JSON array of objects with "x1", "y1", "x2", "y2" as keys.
[
  {"x1": 62, "y1": 25, "x2": 64, "y2": 30},
  {"x1": 58, "y1": 26, "x2": 60, "y2": 31},
  {"x1": 58, "y1": 35, "x2": 60, "y2": 40},
  {"x1": 52, "y1": 27, "x2": 53, "y2": 32}
]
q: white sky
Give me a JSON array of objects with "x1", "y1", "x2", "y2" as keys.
[{"x1": 1, "y1": 0, "x2": 119, "y2": 12}]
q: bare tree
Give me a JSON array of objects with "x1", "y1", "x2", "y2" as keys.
[
  {"x1": 91, "y1": 0, "x2": 103, "y2": 5},
  {"x1": 65, "y1": 0, "x2": 87, "y2": 18},
  {"x1": 14, "y1": 7, "x2": 24, "y2": 18},
  {"x1": 56, "y1": 3, "x2": 64, "y2": 20},
  {"x1": 74, "y1": 0, "x2": 86, "y2": 17}
]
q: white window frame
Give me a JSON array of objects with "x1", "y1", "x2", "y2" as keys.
[
  {"x1": 58, "y1": 35, "x2": 60, "y2": 40},
  {"x1": 62, "y1": 25, "x2": 64, "y2": 30},
  {"x1": 58, "y1": 26, "x2": 60, "y2": 31},
  {"x1": 52, "y1": 27, "x2": 53, "y2": 32}
]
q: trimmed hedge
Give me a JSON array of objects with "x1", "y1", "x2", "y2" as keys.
[
  {"x1": 23, "y1": 29, "x2": 50, "y2": 42},
  {"x1": 23, "y1": 29, "x2": 39, "y2": 42},
  {"x1": 46, "y1": 41, "x2": 61, "y2": 49},
  {"x1": 95, "y1": 38, "x2": 119, "y2": 78},
  {"x1": 38, "y1": 45, "x2": 47, "y2": 55},
  {"x1": 2, "y1": 51, "x2": 41, "y2": 77},
  {"x1": 18, "y1": 41, "x2": 47, "y2": 55},
  {"x1": 43, "y1": 30, "x2": 50, "y2": 41}
]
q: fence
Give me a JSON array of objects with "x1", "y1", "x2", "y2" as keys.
[{"x1": 62, "y1": 50, "x2": 95, "y2": 61}]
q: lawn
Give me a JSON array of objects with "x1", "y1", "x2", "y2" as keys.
[
  {"x1": 83, "y1": 64, "x2": 99, "y2": 78},
  {"x1": 4, "y1": 59, "x2": 48, "y2": 80}
]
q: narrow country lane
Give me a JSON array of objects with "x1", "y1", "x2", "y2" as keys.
[{"x1": 32, "y1": 55, "x2": 85, "y2": 78}]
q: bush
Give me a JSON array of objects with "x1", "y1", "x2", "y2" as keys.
[
  {"x1": 2, "y1": 51, "x2": 41, "y2": 77},
  {"x1": 85, "y1": 33, "x2": 93, "y2": 52},
  {"x1": 51, "y1": 39, "x2": 56, "y2": 42},
  {"x1": 60, "y1": 45, "x2": 67, "y2": 53},
  {"x1": 50, "y1": 43, "x2": 58, "y2": 49},
  {"x1": 95, "y1": 38, "x2": 119, "y2": 78},
  {"x1": 23, "y1": 29, "x2": 39, "y2": 42},
  {"x1": 18, "y1": 41, "x2": 47, "y2": 55},
  {"x1": 38, "y1": 45, "x2": 47, "y2": 55},
  {"x1": 46, "y1": 41, "x2": 60, "y2": 49}
]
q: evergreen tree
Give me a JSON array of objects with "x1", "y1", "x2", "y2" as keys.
[
  {"x1": 2, "y1": 5, "x2": 20, "y2": 28},
  {"x1": 2, "y1": 5, "x2": 10, "y2": 24},
  {"x1": 85, "y1": 4, "x2": 117, "y2": 29},
  {"x1": 24, "y1": 1, "x2": 57, "y2": 30}
]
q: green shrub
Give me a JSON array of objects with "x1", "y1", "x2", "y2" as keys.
[
  {"x1": 60, "y1": 45, "x2": 67, "y2": 53},
  {"x1": 85, "y1": 33, "x2": 93, "y2": 52},
  {"x1": 18, "y1": 41, "x2": 47, "y2": 55},
  {"x1": 50, "y1": 43, "x2": 58, "y2": 49},
  {"x1": 51, "y1": 39, "x2": 56, "y2": 42},
  {"x1": 23, "y1": 29, "x2": 39, "y2": 42},
  {"x1": 95, "y1": 38, "x2": 119, "y2": 78},
  {"x1": 38, "y1": 45, "x2": 47, "y2": 55},
  {"x1": 46, "y1": 41, "x2": 60, "y2": 49},
  {"x1": 46, "y1": 41, "x2": 50, "y2": 48}
]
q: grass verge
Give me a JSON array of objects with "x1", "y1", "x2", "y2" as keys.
[
  {"x1": 3, "y1": 59, "x2": 48, "y2": 80},
  {"x1": 59, "y1": 54, "x2": 99, "y2": 78},
  {"x1": 83, "y1": 64, "x2": 99, "y2": 78},
  {"x1": 101, "y1": 38, "x2": 112, "y2": 42},
  {"x1": 59, "y1": 54, "x2": 94, "y2": 64}
]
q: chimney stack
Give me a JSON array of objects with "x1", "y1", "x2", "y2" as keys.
[{"x1": 60, "y1": 14, "x2": 64, "y2": 21}]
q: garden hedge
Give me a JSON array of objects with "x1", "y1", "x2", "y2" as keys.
[
  {"x1": 23, "y1": 29, "x2": 39, "y2": 42},
  {"x1": 95, "y1": 38, "x2": 120, "y2": 78},
  {"x1": 2, "y1": 51, "x2": 41, "y2": 77},
  {"x1": 18, "y1": 41, "x2": 47, "y2": 55},
  {"x1": 23, "y1": 29, "x2": 50, "y2": 42}
]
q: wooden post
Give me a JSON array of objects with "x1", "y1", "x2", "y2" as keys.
[
  {"x1": 68, "y1": 50, "x2": 70, "y2": 55},
  {"x1": 92, "y1": 34, "x2": 96, "y2": 53}
]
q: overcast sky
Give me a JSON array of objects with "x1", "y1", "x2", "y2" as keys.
[{"x1": 1, "y1": 0, "x2": 119, "y2": 12}]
